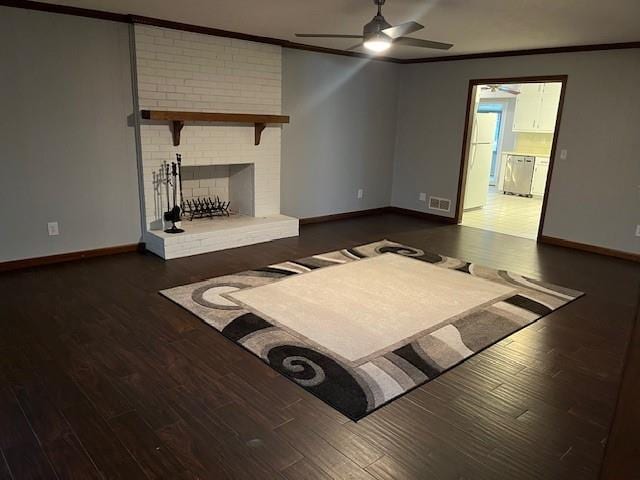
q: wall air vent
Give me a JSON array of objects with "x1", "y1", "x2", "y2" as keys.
[{"x1": 428, "y1": 196, "x2": 451, "y2": 212}]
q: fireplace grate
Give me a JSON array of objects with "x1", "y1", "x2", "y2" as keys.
[{"x1": 181, "y1": 196, "x2": 231, "y2": 221}]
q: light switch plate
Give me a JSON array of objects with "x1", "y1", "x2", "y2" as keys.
[
  {"x1": 636, "y1": 224, "x2": 640, "y2": 237},
  {"x1": 560, "y1": 149, "x2": 568, "y2": 160},
  {"x1": 357, "y1": 189, "x2": 363, "y2": 199},
  {"x1": 47, "y1": 222, "x2": 60, "y2": 236},
  {"x1": 419, "y1": 192, "x2": 427, "y2": 202}
]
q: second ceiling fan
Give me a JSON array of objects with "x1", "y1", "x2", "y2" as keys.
[
  {"x1": 482, "y1": 84, "x2": 521, "y2": 95},
  {"x1": 295, "y1": 0, "x2": 453, "y2": 54}
]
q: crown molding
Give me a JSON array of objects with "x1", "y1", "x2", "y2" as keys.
[
  {"x1": 129, "y1": 14, "x2": 404, "y2": 63},
  {"x1": 0, "y1": 0, "x2": 128, "y2": 22},
  {"x1": 2, "y1": 1, "x2": 639, "y2": 65},
  {"x1": 0, "y1": 0, "x2": 402, "y2": 63},
  {"x1": 399, "y1": 41, "x2": 640, "y2": 64}
]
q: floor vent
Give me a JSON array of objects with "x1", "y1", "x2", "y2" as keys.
[{"x1": 429, "y1": 196, "x2": 451, "y2": 212}]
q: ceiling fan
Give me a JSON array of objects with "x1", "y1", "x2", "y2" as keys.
[
  {"x1": 482, "y1": 84, "x2": 521, "y2": 95},
  {"x1": 295, "y1": 0, "x2": 453, "y2": 54}
]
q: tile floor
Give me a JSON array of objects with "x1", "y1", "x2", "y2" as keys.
[{"x1": 461, "y1": 187, "x2": 543, "y2": 239}]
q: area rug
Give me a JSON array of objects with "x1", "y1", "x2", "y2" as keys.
[{"x1": 160, "y1": 240, "x2": 583, "y2": 421}]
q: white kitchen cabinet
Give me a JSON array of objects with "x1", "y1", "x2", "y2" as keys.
[
  {"x1": 531, "y1": 157, "x2": 550, "y2": 196},
  {"x1": 537, "y1": 83, "x2": 562, "y2": 132},
  {"x1": 512, "y1": 84, "x2": 541, "y2": 132},
  {"x1": 512, "y1": 83, "x2": 561, "y2": 133}
]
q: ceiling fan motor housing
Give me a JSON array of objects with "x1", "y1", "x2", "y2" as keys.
[
  {"x1": 363, "y1": 0, "x2": 391, "y2": 42},
  {"x1": 363, "y1": 14, "x2": 392, "y2": 41}
]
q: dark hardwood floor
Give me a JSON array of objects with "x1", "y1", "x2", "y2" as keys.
[
  {"x1": 599, "y1": 289, "x2": 640, "y2": 479},
  {"x1": 1, "y1": 213, "x2": 638, "y2": 479}
]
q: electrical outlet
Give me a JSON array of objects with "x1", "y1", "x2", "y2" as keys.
[
  {"x1": 419, "y1": 192, "x2": 427, "y2": 202},
  {"x1": 357, "y1": 188, "x2": 363, "y2": 199},
  {"x1": 636, "y1": 224, "x2": 640, "y2": 237},
  {"x1": 47, "y1": 222, "x2": 59, "y2": 236},
  {"x1": 559, "y1": 149, "x2": 568, "y2": 160}
]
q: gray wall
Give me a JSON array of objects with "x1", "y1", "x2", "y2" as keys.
[
  {"x1": 0, "y1": 8, "x2": 141, "y2": 262},
  {"x1": 391, "y1": 49, "x2": 640, "y2": 254},
  {"x1": 281, "y1": 49, "x2": 399, "y2": 219}
]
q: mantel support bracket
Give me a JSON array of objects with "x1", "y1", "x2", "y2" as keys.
[
  {"x1": 170, "y1": 120, "x2": 184, "y2": 146},
  {"x1": 254, "y1": 122, "x2": 266, "y2": 146}
]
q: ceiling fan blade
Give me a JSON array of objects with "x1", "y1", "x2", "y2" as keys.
[
  {"x1": 346, "y1": 43, "x2": 364, "y2": 51},
  {"x1": 393, "y1": 37, "x2": 453, "y2": 50},
  {"x1": 382, "y1": 21, "x2": 424, "y2": 39},
  {"x1": 295, "y1": 34, "x2": 363, "y2": 39},
  {"x1": 499, "y1": 87, "x2": 521, "y2": 95}
]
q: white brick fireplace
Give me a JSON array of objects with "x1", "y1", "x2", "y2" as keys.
[{"x1": 134, "y1": 24, "x2": 298, "y2": 259}]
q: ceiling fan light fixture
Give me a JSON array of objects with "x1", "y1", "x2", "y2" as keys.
[{"x1": 363, "y1": 32, "x2": 391, "y2": 52}]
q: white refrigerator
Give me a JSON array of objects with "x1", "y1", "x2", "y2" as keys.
[{"x1": 463, "y1": 112, "x2": 498, "y2": 210}]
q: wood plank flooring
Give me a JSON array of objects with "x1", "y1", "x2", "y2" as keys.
[
  {"x1": 0, "y1": 213, "x2": 638, "y2": 479},
  {"x1": 599, "y1": 292, "x2": 640, "y2": 479}
]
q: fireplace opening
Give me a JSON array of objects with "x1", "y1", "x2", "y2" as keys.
[{"x1": 178, "y1": 163, "x2": 255, "y2": 221}]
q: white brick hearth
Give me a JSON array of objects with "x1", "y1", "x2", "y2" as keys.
[
  {"x1": 145, "y1": 215, "x2": 299, "y2": 260},
  {"x1": 134, "y1": 24, "x2": 298, "y2": 259}
]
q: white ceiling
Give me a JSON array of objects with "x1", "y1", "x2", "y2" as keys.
[{"x1": 40, "y1": 0, "x2": 640, "y2": 59}]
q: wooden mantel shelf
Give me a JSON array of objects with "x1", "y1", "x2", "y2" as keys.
[{"x1": 140, "y1": 110, "x2": 290, "y2": 146}]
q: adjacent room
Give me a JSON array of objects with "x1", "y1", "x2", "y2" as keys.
[
  {"x1": 461, "y1": 81, "x2": 562, "y2": 239},
  {"x1": 1, "y1": 1, "x2": 639, "y2": 479}
]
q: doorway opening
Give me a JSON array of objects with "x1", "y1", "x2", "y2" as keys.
[{"x1": 456, "y1": 77, "x2": 567, "y2": 240}]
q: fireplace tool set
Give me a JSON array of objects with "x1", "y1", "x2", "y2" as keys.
[
  {"x1": 163, "y1": 159, "x2": 183, "y2": 234},
  {"x1": 162, "y1": 154, "x2": 232, "y2": 234}
]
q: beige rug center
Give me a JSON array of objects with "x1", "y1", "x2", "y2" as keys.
[{"x1": 227, "y1": 253, "x2": 516, "y2": 366}]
